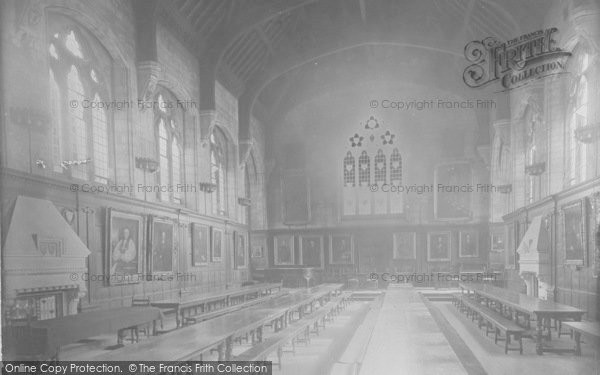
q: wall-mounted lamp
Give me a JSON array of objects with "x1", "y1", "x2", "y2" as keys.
[
  {"x1": 238, "y1": 197, "x2": 252, "y2": 206},
  {"x1": 135, "y1": 157, "x2": 159, "y2": 173},
  {"x1": 61, "y1": 158, "x2": 92, "y2": 169},
  {"x1": 575, "y1": 123, "x2": 600, "y2": 144},
  {"x1": 525, "y1": 162, "x2": 546, "y2": 176},
  {"x1": 198, "y1": 182, "x2": 217, "y2": 193}
]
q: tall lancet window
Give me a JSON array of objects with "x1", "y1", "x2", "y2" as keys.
[
  {"x1": 390, "y1": 148, "x2": 402, "y2": 184},
  {"x1": 568, "y1": 46, "x2": 590, "y2": 185},
  {"x1": 343, "y1": 151, "x2": 355, "y2": 186},
  {"x1": 211, "y1": 127, "x2": 228, "y2": 215},
  {"x1": 47, "y1": 14, "x2": 112, "y2": 182},
  {"x1": 154, "y1": 89, "x2": 184, "y2": 203},
  {"x1": 358, "y1": 151, "x2": 370, "y2": 186},
  {"x1": 374, "y1": 149, "x2": 386, "y2": 184},
  {"x1": 524, "y1": 104, "x2": 543, "y2": 203}
]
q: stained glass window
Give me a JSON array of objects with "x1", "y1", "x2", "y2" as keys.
[
  {"x1": 358, "y1": 151, "x2": 370, "y2": 186},
  {"x1": 390, "y1": 148, "x2": 402, "y2": 184},
  {"x1": 374, "y1": 149, "x2": 386, "y2": 184},
  {"x1": 343, "y1": 151, "x2": 355, "y2": 187}
]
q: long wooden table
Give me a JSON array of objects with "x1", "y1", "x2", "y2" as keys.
[
  {"x1": 24, "y1": 306, "x2": 163, "y2": 359},
  {"x1": 459, "y1": 282, "x2": 586, "y2": 355},
  {"x1": 90, "y1": 284, "x2": 343, "y2": 361},
  {"x1": 151, "y1": 282, "x2": 282, "y2": 327}
]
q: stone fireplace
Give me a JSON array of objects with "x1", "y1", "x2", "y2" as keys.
[
  {"x1": 3, "y1": 196, "x2": 90, "y2": 321},
  {"x1": 517, "y1": 215, "x2": 553, "y2": 300}
]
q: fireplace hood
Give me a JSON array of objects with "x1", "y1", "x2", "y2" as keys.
[
  {"x1": 516, "y1": 215, "x2": 552, "y2": 298},
  {"x1": 3, "y1": 196, "x2": 90, "y2": 302}
]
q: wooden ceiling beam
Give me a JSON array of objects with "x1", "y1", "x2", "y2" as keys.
[
  {"x1": 231, "y1": 36, "x2": 265, "y2": 75},
  {"x1": 257, "y1": 27, "x2": 275, "y2": 56}
]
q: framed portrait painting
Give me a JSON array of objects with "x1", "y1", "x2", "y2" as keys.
[
  {"x1": 191, "y1": 223, "x2": 209, "y2": 266},
  {"x1": 491, "y1": 231, "x2": 505, "y2": 253},
  {"x1": 250, "y1": 235, "x2": 268, "y2": 270},
  {"x1": 459, "y1": 231, "x2": 479, "y2": 258},
  {"x1": 235, "y1": 232, "x2": 247, "y2": 269},
  {"x1": 393, "y1": 232, "x2": 416, "y2": 259},
  {"x1": 211, "y1": 227, "x2": 223, "y2": 262},
  {"x1": 427, "y1": 232, "x2": 451, "y2": 261},
  {"x1": 251, "y1": 236, "x2": 266, "y2": 258},
  {"x1": 274, "y1": 235, "x2": 294, "y2": 265},
  {"x1": 300, "y1": 236, "x2": 324, "y2": 268},
  {"x1": 563, "y1": 200, "x2": 585, "y2": 265},
  {"x1": 330, "y1": 235, "x2": 354, "y2": 265},
  {"x1": 107, "y1": 209, "x2": 144, "y2": 284},
  {"x1": 150, "y1": 218, "x2": 175, "y2": 274}
]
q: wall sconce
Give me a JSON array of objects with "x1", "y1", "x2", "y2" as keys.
[
  {"x1": 238, "y1": 197, "x2": 252, "y2": 206},
  {"x1": 61, "y1": 158, "x2": 92, "y2": 169},
  {"x1": 525, "y1": 162, "x2": 546, "y2": 176},
  {"x1": 198, "y1": 182, "x2": 217, "y2": 193},
  {"x1": 575, "y1": 123, "x2": 600, "y2": 144},
  {"x1": 135, "y1": 157, "x2": 159, "y2": 173}
]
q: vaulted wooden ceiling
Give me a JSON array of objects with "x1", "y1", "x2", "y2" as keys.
[{"x1": 155, "y1": 0, "x2": 551, "y2": 128}]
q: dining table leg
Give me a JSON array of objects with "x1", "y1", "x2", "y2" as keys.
[
  {"x1": 175, "y1": 308, "x2": 181, "y2": 328},
  {"x1": 257, "y1": 326, "x2": 263, "y2": 342},
  {"x1": 536, "y1": 315, "x2": 544, "y2": 355},
  {"x1": 225, "y1": 336, "x2": 233, "y2": 360}
]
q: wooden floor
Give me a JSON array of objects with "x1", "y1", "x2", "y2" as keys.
[{"x1": 360, "y1": 284, "x2": 468, "y2": 374}]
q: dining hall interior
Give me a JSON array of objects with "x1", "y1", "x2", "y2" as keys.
[{"x1": 0, "y1": 0, "x2": 599, "y2": 374}]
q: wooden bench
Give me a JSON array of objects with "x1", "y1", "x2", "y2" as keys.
[
  {"x1": 457, "y1": 295, "x2": 525, "y2": 354},
  {"x1": 562, "y1": 321, "x2": 600, "y2": 356}
]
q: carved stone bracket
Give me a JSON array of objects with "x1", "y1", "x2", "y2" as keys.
[
  {"x1": 137, "y1": 61, "x2": 164, "y2": 103},
  {"x1": 525, "y1": 162, "x2": 546, "y2": 176},
  {"x1": 575, "y1": 123, "x2": 600, "y2": 144}
]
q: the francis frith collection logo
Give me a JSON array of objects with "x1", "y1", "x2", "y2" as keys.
[{"x1": 463, "y1": 27, "x2": 571, "y2": 91}]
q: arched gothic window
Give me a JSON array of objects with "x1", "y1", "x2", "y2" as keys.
[
  {"x1": 390, "y1": 148, "x2": 402, "y2": 184},
  {"x1": 358, "y1": 151, "x2": 370, "y2": 186},
  {"x1": 374, "y1": 149, "x2": 386, "y2": 184},
  {"x1": 47, "y1": 14, "x2": 112, "y2": 183},
  {"x1": 154, "y1": 89, "x2": 183, "y2": 203},
  {"x1": 568, "y1": 46, "x2": 590, "y2": 185},
  {"x1": 242, "y1": 154, "x2": 257, "y2": 225},
  {"x1": 343, "y1": 151, "x2": 355, "y2": 187},
  {"x1": 211, "y1": 128, "x2": 228, "y2": 215},
  {"x1": 524, "y1": 104, "x2": 542, "y2": 203}
]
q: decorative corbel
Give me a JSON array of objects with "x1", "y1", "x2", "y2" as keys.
[{"x1": 137, "y1": 61, "x2": 163, "y2": 103}]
